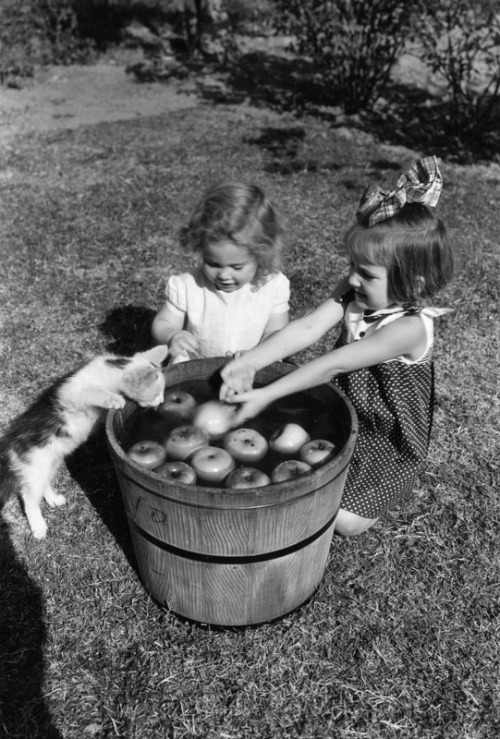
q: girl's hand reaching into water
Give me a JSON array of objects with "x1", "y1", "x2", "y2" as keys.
[
  {"x1": 220, "y1": 356, "x2": 257, "y2": 401},
  {"x1": 224, "y1": 387, "x2": 271, "y2": 426}
]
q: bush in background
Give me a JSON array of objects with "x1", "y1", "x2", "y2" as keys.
[
  {"x1": 0, "y1": 0, "x2": 121, "y2": 83},
  {"x1": 0, "y1": 0, "x2": 275, "y2": 84},
  {"x1": 416, "y1": 0, "x2": 500, "y2": 142},
  {"x1": 0, "y1": 0, "x2": 88, "y2": 84},
  {"x1": 274, "y1": 0, "x2": 413, "y2": 114}
]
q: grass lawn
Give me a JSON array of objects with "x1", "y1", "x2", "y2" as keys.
[{"x1": 0, "y1": 96, "x2": 499, "y2": 739}]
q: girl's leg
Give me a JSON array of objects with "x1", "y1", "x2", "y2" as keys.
[{"x1": 334, "y1": 508, "x2": 378, "y2": 537}]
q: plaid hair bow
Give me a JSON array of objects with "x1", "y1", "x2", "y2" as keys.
[{"x1": 357, "y1": 156, "x2": 443, "y2": 227}]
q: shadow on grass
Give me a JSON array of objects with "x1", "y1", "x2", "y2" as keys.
[
  {"x1": 197, "y1": 49, "x2": 500, "y2": 163},
  {"x1": 99, "y1": 304, "x2": 157, "y2": 356},
  {"x1": 66, "y1": 416, "x2": 140, "y2": 578},
  {"x1": 244, "y1": 124, "x2": 340, "y2": 175},
  {"x1": 0, "y1": 520, "x2": 63, "y2": 739},
  {"x1": 201, "y1": 51, "x2": 323, "y2": 111},
  {"x1": 65, "y1": 304, "x2": 162, "y2": 578}
]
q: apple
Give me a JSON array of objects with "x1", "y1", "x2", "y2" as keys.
[
  {"x1": 190, "y1": 446, "x2": 236, "y2": 483},
  {"x1": 269, "y1": 423, "x2": 311, "y2": 455},
  {"x1": 271, "y1": 459, "x2": 312, "y2": 483},
  {"x1": 127, "y1": 440, "x2": 167, "y2": 469},
  {"x1": 225, "y1": 467, "x2": 271, "y2": 490},
  {"x1": 223, "y1": 428, "x2": 268, "y2": 464},
  {"x1": 164, "y1": 424, "x2": 209, "y2": 460},
  {"x1": 154, "y1": 460, "x2": 197, "y2": 485},
  {"x1": 300, "y1": 439, "x2": 336, "y2": 468},
  {"x1": 193, "y1": 400, "x2": 239, "y2": 440},
  {"x1": 158, "y1": 390, "x2": 197, "y2": 420}
]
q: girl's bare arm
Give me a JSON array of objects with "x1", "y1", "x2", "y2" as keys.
[
  {"x1": 151, "y1": 305, "x2": 198, "y2": 355},
  {"x1": 227, "y1": 315, "x2": 426, "y2": 423},
  {"x1": 260, "y1": 310, "x2": 290, "y2": 342},
  {"x1": 220, "y1": 298, "x2": 344, "y2": 397}
]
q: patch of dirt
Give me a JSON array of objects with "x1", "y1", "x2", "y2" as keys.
[{"x1": 0, "y1": 62, "x2": 199, "y2": 144}]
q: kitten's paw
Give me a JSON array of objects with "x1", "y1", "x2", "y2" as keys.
[
  {"x1": 30, "y1": 520, "x2": 48, "y2": 539},
  {"x1": 44, "y1": 488, "x2": 66, "y2": 507},
  {"x1": 102, "y1": 394, "x2": 126, "y2": 410}
]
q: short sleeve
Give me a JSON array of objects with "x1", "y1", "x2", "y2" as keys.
[
  {"x1": 164, "y1": 274, "x2": 188, "y2": 316},
  {"x1": 269, "y1": 272, "x2": 290, "y2": 313}
]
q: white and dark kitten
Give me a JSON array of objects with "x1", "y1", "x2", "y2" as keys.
[{"x1": 0, "y1": 345, "x2": 169, "y2": 539}]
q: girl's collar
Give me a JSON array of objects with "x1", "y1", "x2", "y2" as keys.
[
  {"x1": 361, "y1": 303, "x2": 454, "y2": 323},
  {"x1": 361, "y1": 303, "x2": 420, "y2": 323}
]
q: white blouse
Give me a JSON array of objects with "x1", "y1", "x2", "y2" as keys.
[{"x1": 164, "y1": 268, "x2": 290, "y2": 363}]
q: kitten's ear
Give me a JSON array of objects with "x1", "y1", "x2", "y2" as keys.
[
  {"x1": 134, "y1": 367, "x2": 159, "y2": 386},
  {"x1": 138, "y1": 345, "x2": 169, "y2": 367}
]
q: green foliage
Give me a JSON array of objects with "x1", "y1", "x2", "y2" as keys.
[
  {"x1": 0, "y1": 0, "x2": 95, "y2": 83},
  {"x1": 34, "y1": 0, "x2": 82, "y2": 59},
  {"x1": 416, "y1": 0, "x2": 500, "y2": 138},
  {"x1": 275, "y1": 0, "x2": 413, "y2": 113},
  {"x1": 0, "y1": 0, "x2": 273, "y2": 82},
  {"x1": 224, "y1": 0, "x2": 277, "y2": 32}
]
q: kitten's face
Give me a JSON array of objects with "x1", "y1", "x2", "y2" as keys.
[{"x1": 122, "y1": 346, "x2": 168, "y2": 407}]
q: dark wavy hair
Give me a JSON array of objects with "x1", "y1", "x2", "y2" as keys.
[
  {"x1": 179, "y1": 181, "x2": 284, "y2": 287},
  {"x1": 344, "y1": 202, "x2": 454, "y2": 304}
]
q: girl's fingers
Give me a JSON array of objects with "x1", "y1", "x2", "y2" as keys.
[
  {"x1": 219, "y1": 384, "x2": 236, "y2": 402},
  {"x1": 172, "y1": 331, "x2": 198, "y2": 355}
]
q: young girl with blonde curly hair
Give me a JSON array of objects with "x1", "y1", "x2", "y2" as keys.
[{"x1": 152, "y1": 181, "x2": 289, "y2": 363}]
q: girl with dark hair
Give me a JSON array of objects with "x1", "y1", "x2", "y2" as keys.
[{"x1": 220, "y1": 157, "x2": 454, "y2": 537}]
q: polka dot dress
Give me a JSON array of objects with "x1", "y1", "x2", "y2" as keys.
[{"x1": 332, "y1": 294, "x2": 437, "y2": 519}]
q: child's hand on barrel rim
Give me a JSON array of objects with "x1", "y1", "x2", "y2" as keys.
[{"x1": 169, "y1": 329, "x2": 199, "y2": 359}]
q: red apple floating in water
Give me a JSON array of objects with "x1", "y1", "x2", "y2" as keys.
[
  {"x1": 193, "y1": 400, "x2": 239, "y2": 440},
  {"x1": 190, "y1": 446, "x2": 236, "y2": 483},
  {"x1": 158, "y1": 390, "x2": 197, "y2": 420},
  {"x1": 271, "y1": 459, "x2": 312, "y2": 483},
  {"x1": 225, "y1": 466, "x2": 271, "y2": 489},
  {"x1": 127, "y1": 440, "x2": 167, "y2": 469},
  {"x1": 155, "y1": 460, "x2": 197, "y2": 485},
  {"x1": 269, "y1": 423, "x2": 311, "y2": 455},
  {"x1": 164, "y1": 424, "x2": 209, "y2": 460},
  {"x1": 300, "y1": 439, "x2": 336, "y2": 468},
  {"x1": 223, "y1": 427, "x2": 268, "y2": 464}
]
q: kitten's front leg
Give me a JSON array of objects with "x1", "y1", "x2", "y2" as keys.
[
  {"x1": 44, "y1": 486, "x2": 67, "y2": 507},
  {"x1": 23, "y1": 496, "x2": 48, "y2": 539},
  {"x1": 83, "y1": 388, "x2": 126, "y2": 409}
]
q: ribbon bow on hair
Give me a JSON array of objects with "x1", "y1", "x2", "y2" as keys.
[{"x1": 357, "y1": 156, "x2": 443, "y2": 226}]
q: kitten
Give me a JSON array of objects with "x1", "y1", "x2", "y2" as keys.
[{"x1": 0, "y1": 345, "x2": 169, "y2": 539}]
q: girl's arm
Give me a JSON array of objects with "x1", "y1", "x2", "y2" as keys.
[
  {"x1": 220, "y1": 298, "x2": 344, "y2": 397},
  {"x1": 260, "y1": 310, "x2": 289, "y2": 342},
  {"x1": 227, "y1": 314, "x2": 426, "y2": 423},
  {"x1": 151, "y1": 305, "x2": 199, "y2": 356}
]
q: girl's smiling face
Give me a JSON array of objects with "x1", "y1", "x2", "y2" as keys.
[
  {"x1": 348, "y1": 258, "x2": 391, "y2": 311},
  {"x1": 202, "y1": 241, "x2": 257, "y2": 293}
]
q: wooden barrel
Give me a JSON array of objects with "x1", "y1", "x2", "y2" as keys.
[{"x1": 106, "y1": 358, "x2": 358, "y2": 626}]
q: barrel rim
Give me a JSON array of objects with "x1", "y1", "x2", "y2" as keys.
[{"x1": 105, "y1": 358, "x2": 358, "y2": 507}]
